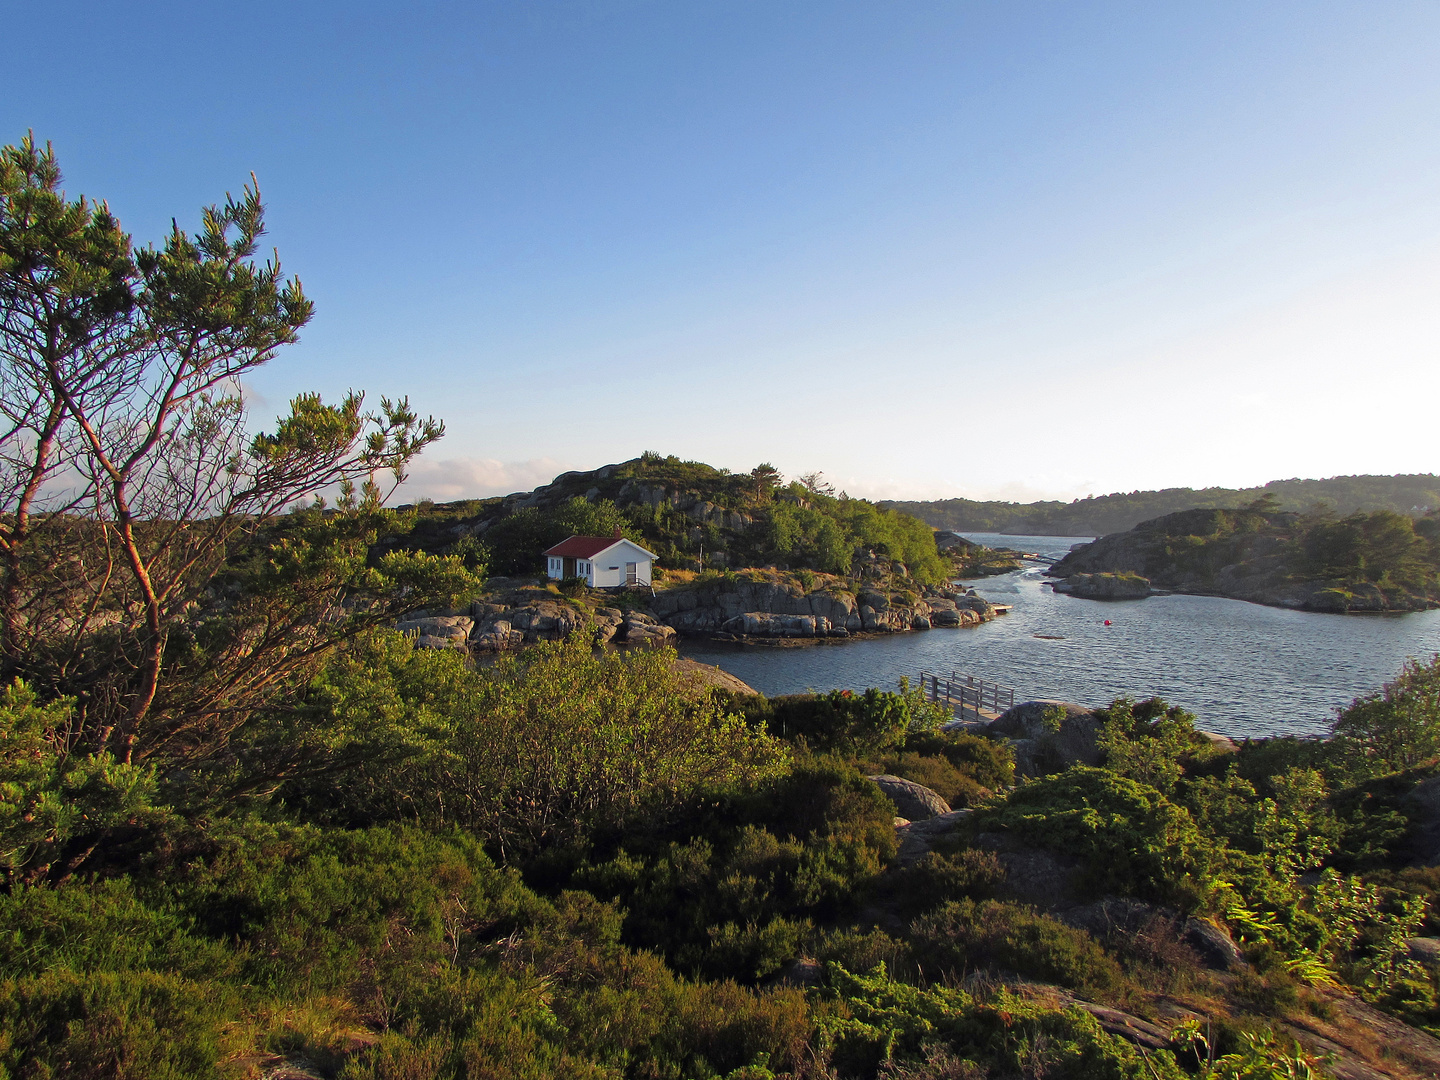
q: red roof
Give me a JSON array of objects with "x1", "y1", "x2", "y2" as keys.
[{"x1": 543, "y1": 533, "x2": 626, "y2": 558}]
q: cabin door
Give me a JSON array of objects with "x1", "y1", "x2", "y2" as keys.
[
  {"x1": 563, "y1": 556, "x2": 577, "y2": 578},
  {"x1": 625, "y1": 562, "x2": 638, "y2": 585}
]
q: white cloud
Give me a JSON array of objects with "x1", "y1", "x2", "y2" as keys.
[{"x1": 398, "y1": 455, "x2": 570, "y2": 501}]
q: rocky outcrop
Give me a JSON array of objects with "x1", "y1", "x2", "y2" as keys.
[
  {"x1": 1051, "y1": 572, "x2": 1153, "y2": 600},
  {"x1": 975, "y1": 699, "x2": 1236, "y2": 778},
  {"x1": 649, "y1": 578, "x2": 860, "y2": 634},
  {"x1": 618, "y1": 610, "x2": 677, "y2": 646},
  {"x1": 1403, "y1": 774, "x2": 1440, "y2": 865},
  {"x1": 988, "y1": 700, "x2": 1105, "y2": 777},
  {"x1": 1061, "y1": 897, "x2": 1245, "y2": 972},
  {"x1": 1407, "y1": 937, "x2": 1440, "y2": 966},
  {"x1": 722, "y1": 612, "x2": 840, "y2": 637},
  {"x1": 396, "y1": 615, "x2": 473, "y2": 650},
  {"x1": 468, "y1": 600, "x2": 675, "y2": 651},
  {"x1": 868, "y1": 775, "x2": 951, "y2": 821},
  {"x1": 469, "y1": 599, "x2": 591, "y2": 650},
  {"x1": 648, "y1": 574, "x2": 993, "y2": 640},
  {"x1": 673, "y1": 659, "x2": 760, "y2": 695},
  {"x1": 972, "y1": 829, "x2": 1083, "y2": 910},
  {"x1": 894, "y1": 809, "x2": 975, "y2": 866}
]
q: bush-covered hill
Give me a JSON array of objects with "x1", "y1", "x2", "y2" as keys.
[
  {"x1": 12, "y1": 629, "x2": 1440, "y2": 1078},
  {"x1": 1051, "y1": 504, "x2": 1440, "y2": 612},
  {"x1": 887, "y1": 474, "x2": 1440, "y2": 538},
  {"x1": 395, "y1": 453, "x2": 949, "y2": 583}
]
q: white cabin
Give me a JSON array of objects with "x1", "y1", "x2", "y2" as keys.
[{"x1": 543, "y1": 531, "x2": 657, "y2": 588}]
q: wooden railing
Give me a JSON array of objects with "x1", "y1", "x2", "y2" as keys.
[{"x1": 919, "y1": 670, "x2": 1016, "y2": 721}]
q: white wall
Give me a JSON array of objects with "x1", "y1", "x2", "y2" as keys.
[
  {"x1": 590, "y1": 540, "x2": 653, "y2": 587},
  {"x1": 547, "y1": 541, "x2": 653, "y2": 587},
  {"x1": 547, "y1": 555, "x2": 597, "y2": 584}
]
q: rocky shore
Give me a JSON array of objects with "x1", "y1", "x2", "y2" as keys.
[
  {"x1": 397, "y1": 567, "x2": 1004, "y2": 654},
  {"x1": 1049, "y1": 571, "x2": 1155, "y2": 601}
]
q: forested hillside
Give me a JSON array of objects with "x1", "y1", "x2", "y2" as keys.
[
  {"x1": 398, "y1": 452, "x2": 949, "y2": 583},
  {"x1": 888, "y1": 474, "x2": 1440, "y2": 537}
]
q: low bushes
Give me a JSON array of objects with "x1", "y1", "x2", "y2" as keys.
[
  {"x1": 978, "y1": 768, "x2": 1219, "y2": 908},
  {"x1": 910, "y1": 900, "x2": 1129, "y2": 1002}
]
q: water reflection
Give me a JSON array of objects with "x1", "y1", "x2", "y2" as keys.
[{"x1": 678, "y1": 534, "x2": 1440, "y2": 739}]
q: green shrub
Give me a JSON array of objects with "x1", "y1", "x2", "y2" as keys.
[
  {"x1": 1332, "y1": 655, "x2": 1440, "y2": 777},
  {"x1": 864, "y1": 752, "x2": 987, "y2": 808},
  {"x1": 278, "y1": 637, "x2": 790, "y2": 853},
  {"x1": 900, "y1": 730, "x2": 1015, "y2": 791},
  {"x1": 762, "y1": 687, "x2": 943, "y2": 756},
  {"x1": 576, "y1": 766, "x2": 897, "y2": 979},
  {"x1": 1095, "y1": 696, "x2": 1204, "y2": 793},
  {"x1": 910, "y1": 899, "x2": 1129, "y2": 1001},
  {"x1": 0, "y1": 969, "x2": 242, "y2": 1080},
  {"x1": 881, "y1": 849, "x2": 1005, "y2": 918},
  {"x1": 0, "y1": 878, "x2": 235, "y2": 982},
  {"x1": 980, "y1": 768, "x2": 1219, "y2": 907},
  {"x1": 0, "y1": 680, "x2": 169, "y2": 886},
  {"x1": 338, "y1": 1033, "x2": 456, "y2": 1080},
  {"x1": 817, "y1": 963, "x2": 1178, "y2": 1079}
]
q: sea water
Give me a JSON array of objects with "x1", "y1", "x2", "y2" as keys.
[{"x1": 678, "y1": 533, "x2": 1440, "y2": 739}]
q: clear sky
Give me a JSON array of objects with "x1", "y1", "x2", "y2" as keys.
[{"x1": 6, "y1": 2, "x2": 1439, "y2": 502}]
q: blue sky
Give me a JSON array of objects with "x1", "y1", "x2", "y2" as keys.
[{"x1": 7, "y1": 2, "x2": 1440, "y2": 501}]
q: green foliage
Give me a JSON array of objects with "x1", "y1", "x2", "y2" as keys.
[
  {"x1": 1331, "y1": 654, "x2": 1440, "y2": 776},
  {"x1": 898, "y1": 730, "x2": 1015, "y2": 791},
  {"x1": 763, "y1": 498, "x2": 855, "y2": 575},
  {"x1": 479, "y1": 496, "x2": 633, "y2": 576},
  {"x1": 747, "y1": 684, "x2": 948, "y2": 757},
  {"x1": 830, "y1": 497, "x2": 949, "y2": 584},
  {"x1": 1303, "y1": 510, "x2": 1436, "y2": 585},
  {"x1": 817, "y1": 963, "x2": 1179, "y2": 1079},
  {"x1": 0, "y1": 819, "x2": 822, "y2": 1080},
  {"x1": 913, "y1": 899, "x2": 1128, "y2": 1000},
  {"x1": 278, "y1": 637, "x2": 790, "y2": 854},
  {"x1": 1170, "y1": 1025, "x2": 1330, "y2": 1080},
  {"x1": 982, "y1": 768, "x2": 1219, "y2": 907},
  {"x1": 864, "y1": 752, "x2": 988, "y2": 808},
  {"x1": 0, "y1": 969, "x2": 243, "y2": 1080},
  {"x1": 0, "y1": 681, "x2": 168, "y2": 886},
  {"x1": 1095, "y1": 697, "x2": 1208, "y2": 793},
  {"x1": 855, "y1": 727, "x2": 1015, "y2": 808},
  {"x1": 573, "y1": 759, "x2": 898, "y2": 979},
  {"x1": 881, "y1": 849, "x2": 1006, "y2": 918}
]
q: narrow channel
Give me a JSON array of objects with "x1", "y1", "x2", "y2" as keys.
[{"x1": 679, "y1": 533, "x2": 1440, "y2": 739}]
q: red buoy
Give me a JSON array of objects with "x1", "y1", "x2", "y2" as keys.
[{"x1": 1104, "y1": 620, "x2": 1112, "y2": 626}]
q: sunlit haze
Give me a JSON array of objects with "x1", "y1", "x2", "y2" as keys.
[{"x1": 7, "y1": 2, "x2": 1438, "y2": 501}]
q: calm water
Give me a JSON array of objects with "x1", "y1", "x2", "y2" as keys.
[{"x1": 678, "y1": 533, "x2": 1440, "y2": 739}]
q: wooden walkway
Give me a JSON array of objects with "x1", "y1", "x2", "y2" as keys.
[{"x1": 919, "y1": 670, "x2": 1016, "y2": 724}]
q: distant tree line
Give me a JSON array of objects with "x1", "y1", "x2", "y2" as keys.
[{"x1": 886, "y1": 474, "x2": 1440, "y2": 538}]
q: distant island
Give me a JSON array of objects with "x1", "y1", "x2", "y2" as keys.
[
  {"x1": 886, "y1": 473, "x2": 1440, "y2": 537},
  {"x1": 1050, "y1": 501, "x2": 1440, "y2": 613},
  {"x1": 392, "y1": 453, "x2": 1015, "y2": 644}
]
